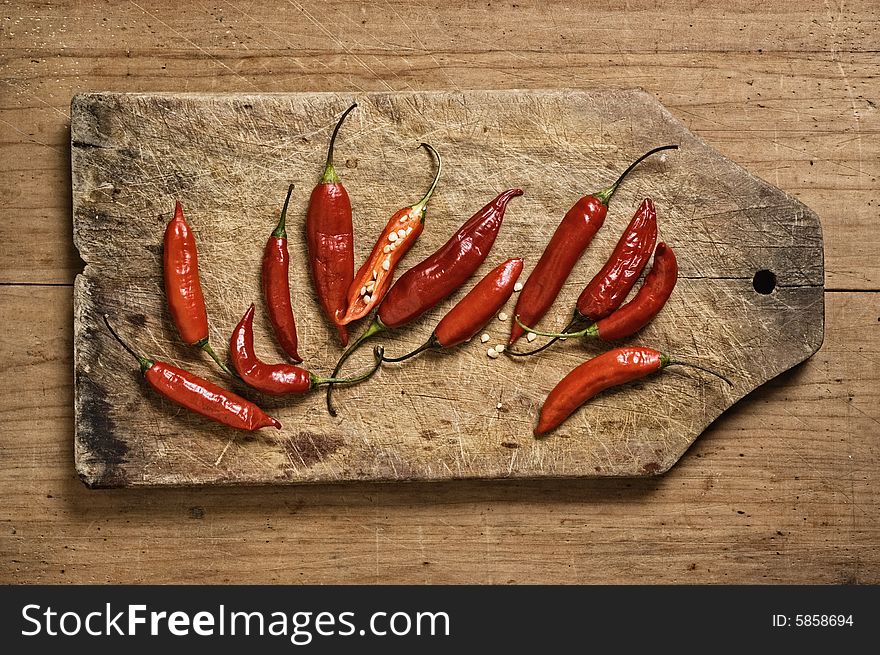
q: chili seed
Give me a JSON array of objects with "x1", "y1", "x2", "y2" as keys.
[
  {"x1": 498, "y1": 312, "x2": 509, "y2": 321},
  {"x1": 480, "y1": 334, "x2": 490, "y2": 343},
  {"x1": 527, "y1": 332, "x2": 537, "y2": 342}
]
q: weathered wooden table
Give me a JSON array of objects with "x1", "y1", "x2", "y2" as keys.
[{"x1": 1, "y1": 1, "x2": 877, "y2": 583}]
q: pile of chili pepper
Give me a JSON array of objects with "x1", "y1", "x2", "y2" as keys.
[{"x1": 102, "y1": 101, "x2": 732, "y2": 442}]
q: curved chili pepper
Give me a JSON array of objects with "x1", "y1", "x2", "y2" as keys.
[
  {"x1": 307, "y1": 103, "x2": 357, "y2": 346},
  {"x1": 508, "y1": 145, "x2": 677, "y2": 345},
  {"x1": 576, "y1": 197, "x2": 657, "y2": 322},
  {"x1": 379, "y1": 188, "x2": 523, "y2": 329},
  {"x1": 338, "y1": 142, "x2": 442, "y2": 326},
  {"x1": 383, "y1": 258, "x2": 524, "y2": 363},
  {"x1": 326, "y1": 184, "x2": 522, "y2": 416},
  {"x1": 230, "y1": 304, "x2": 384, "y2": 396},
  {"x1": 263, "y1": 184, "x2": 301, "y2": 362},
  {"x1": 535, "y1": 345, "x2": 731, "y2": 436},
  {"x1": 512, "y1": 242, "x2": 678, "y2": 351},
  {"x1": 163, "y1": 200, "x2": 233, "y2": 376},
  {"x1": 103, "y1": 315, "x2": 280, "y2": 431}
]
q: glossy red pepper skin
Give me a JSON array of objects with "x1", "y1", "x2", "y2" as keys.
[
  {"x1": 509, "y1": 145, "x2": 678, "y2": 345},
  {"x1": 535, "y1": 347, "x2": 667, "y2": 436},
  {"x1": 230, "y1": 305, "x2": 313, "y2": 395},
  {"x1": 434, "y1": 258, "x2": 524, "y2": 348},
  {"x1": 593, "y1": 242, "x2": 677, "y2": 341},
  {"x1": 379, "y1": 188, "x2": 523, "y2": 329},
  {"x1": 264, "y1": 186, "x2": 301, "y2": 362},
  {"x1": 509, "y1": 195, "x2": 607, "y2": 345},
  {"x1": 576, "y1": 198, "x2": 657, "y2": 322},
  {"x1": 307, "y1": 104, "x2": 357, "y2": 346},
  {"x1": 145, "y1": 361, "x2": 281, "y2": 430},
  {"x1": 164, "y1": 200, "x2": 209, "y2": 346}
]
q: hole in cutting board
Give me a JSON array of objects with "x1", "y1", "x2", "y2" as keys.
[{"x1": 752, "y1": 269, "x2": 777, "y2": 294}]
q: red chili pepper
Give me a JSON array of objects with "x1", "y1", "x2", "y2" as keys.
[
  {"x1": 576, "y1": 197, "x2": 657, "y2": 322},
  {"x1": 307, "y1": 103, "x2": 357, "y2": 347},
  {"x1": 327, "y1": 184, "x2": 523, "y2": 416},
  {"x1": 263, "y1": 184, "x2": 302, "y2": 362},
  {"x1": 230, "y1": 304, "x2": 384, "y2": 396},
  {"x1": 509, "y1": 145, "x2": 677, "y2": 345},
  {"x1": 512, "y1": 242, "x2": 678, "y2": 350},
  {"x1": 535, "y1": 345, "x2": 730, "y2": 436},
  {"x1": 379, "y1": 188, "x2": 523, "y2": 329},
  {"x1": 338, "y1": 142, "x2": 442, "y2": 326},
  {"x1": 103, "y1": 315, "x2": 280, "y2": 431},
  {"x1": 383, "y1": 258, "x2": 524, "y2": 363},
  {"x1": 163, "y1": 200, "x2": 234, "y2": 376}
]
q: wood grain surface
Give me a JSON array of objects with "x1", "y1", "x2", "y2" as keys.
[
  {"x1": 72, "y1": 89, "x2": 822, "y2": 486},
  {"x1": 0, "y1": 0, "x2": 877, "y2": 583}
]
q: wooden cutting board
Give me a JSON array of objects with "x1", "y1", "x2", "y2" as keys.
[{"x1": 72, "y1": 90, "x2": 824, "y2": 488}]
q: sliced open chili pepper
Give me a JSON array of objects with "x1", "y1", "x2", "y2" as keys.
[
  {"x1": 263, "y1": 184, "x2": 301, "y2": 362},
  {"x1": 338, "y1": 142, "x2": 442, "y2": 326},
  {"x1": 103, "y1": 315, "x2": 280, "y2": 431},
  {"x1": 327, "y1": 185, "x2": 524, "y2": 416},
  {"x1": 307, "y1": 103, "x2": 357, "y2": 346},
  {"x1": 535, "y1": 345, "x2": 731, "y2": 436},
  {"x1": 383, "y1": 258, "x2": 524, "y2": 363},
  {"x1": 508, "y1": 145, "x2": 677, "y2": 345},
  {"x1": 230, "y1": 304, "x2": 383, "y2": 396},
  {"x1": 163, "y1": 200, "x2": 234, "y2": 376},
  {"x1": 512, "y1": 242, "x2": 678, "y2": 353}
]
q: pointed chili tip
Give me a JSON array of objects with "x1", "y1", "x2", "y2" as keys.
[
  {"x1": 270, "y1": 417, "x2": 282, "y2": 430},
  {"x1": 173, "y1": 199, "x2": 184, "y2": 220}
]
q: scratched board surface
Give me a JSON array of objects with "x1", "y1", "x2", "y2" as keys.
[{"x1": 71, "y1": 90, "x2": 824, "y2": 488}]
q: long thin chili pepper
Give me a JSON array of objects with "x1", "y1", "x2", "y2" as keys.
[
  {"x1": 577, "y1": 197, "x2": 657, "y2": 321},
  {"x1": 230, "y1": 304, "x2": 384, "y2": 396},
  {"x1": 163, "y1": 200, "x2": 234, "y2": 376},
  {"x1": 338, "y1": 142, "x2": 442, "y2": 326},
  {"x1": 383, "y1": 258, "x2": 524, "y2": 363},
  {"x1": 103, "y1": 315, "x2": 280, "y2": 431},
  {"x1": 263, "y1": 184, "x2": 302, "y2": 362},
  {"x1": 512, "y1": 242, "x2": 678, "y2": 353},
  {"x1": 327, "y1": 185, "x2": 519, "y2": 415},
  {"x1": 535, "y1": 345, "x2": 731, "y2": 436},
  {"x1": 333, "y1": 188, "x2": 522, "y2": 370},
  {"x1": 324, "y1": 143, "x2": 441, "y2": 415},
  {"x1": 508, "y1": 145, "x2": 677, "y2": 346},
  {"x1": 307, "y1": 103, "x2": 357, "y2": 346}
]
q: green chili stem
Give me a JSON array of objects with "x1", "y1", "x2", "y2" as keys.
[
  {"x1": 312, "y1": 346, "x2": 385, "y2": 386},
  {"x1": 506, "y1": 316, "x2": 590, "y2": 357},
  {"x1": 271, "y1": 183, "x2": 295, "y2": 239},
  {"x1": 381, "y1": 337, "x2": 439, "y2": 363},
  {"x1": 103, "y1": 314, "x2": 152, "y2": 372},
  {"x1": 200, "y1": 341, "x2": 237, "y2": 378},
  {"x1": 326, "y1": 318, "x2": 386, "y2": 416},
  {"x1": 594, "y1": 145, "x2": 679, "y2": 205},
  {"x1": 320, "y1": 102, "x2": 357, "y2": 184},
  {"x1": 411, "y1": 143, "x2": 442, "y2": 218}
]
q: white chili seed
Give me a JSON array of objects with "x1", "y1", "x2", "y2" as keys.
[
  {"x1": 496, "y1": 403, "x2": 503, "y2": 410},
  {"x1": 514, "y1": 282, "x2": 523, "y2": 292},
  {"x1": 388, "y1": 232, "x2": 397, "y2": 242},
  {"x1": 364, "y1": 294, "x2": 372, "y2": 304},
  {"x1": 487, "y1": 348, "x2": 499, "y2": 359},
  {"x1": 397, "y1": 229, "x2": 406, "y2": 239},
  {"x1": 480, "y1": 333, "x2": 490, "y2": 343},
  {"x1": 494, "y1": 344, "x2": 505, "y2": 354},
  {"x1": 382, "y1": 258, "x2": 391, "y2": 271},
  {"x1": 360, "y1": 286, "x2": 368, "y2": 296},
  {"x1": 406, "y1": 226, "x2": 413, "y2": 235},
  {"x1": 527, "y1": 332, "x2": 537, "y2": 342},
  {"x1": 372, "y1": 270, "x2": 378, "y2": 280},
  {"x1": 383, "y1": 245, "x2": 392, "y2": 254},
  {"x1": 498, "y1": 312, "x2": 509, "y2": 321}
]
